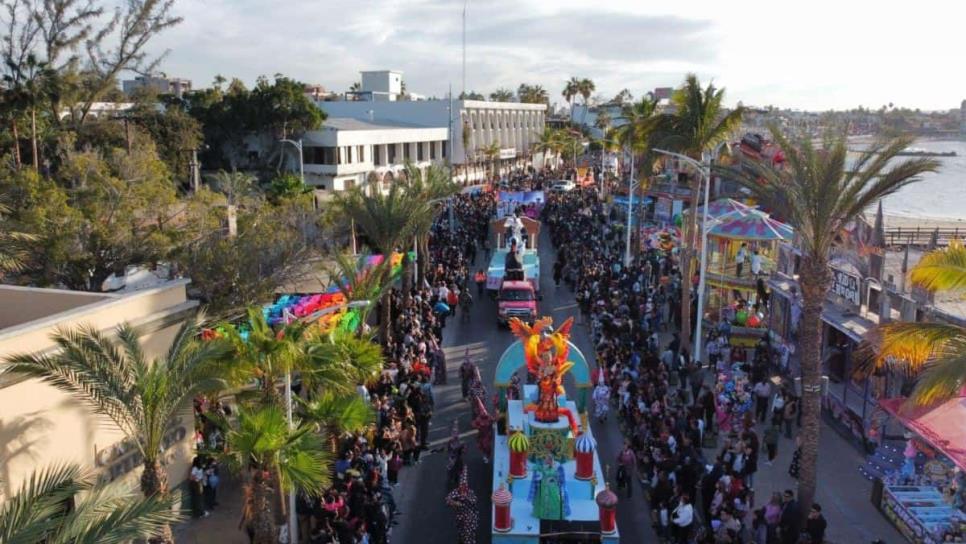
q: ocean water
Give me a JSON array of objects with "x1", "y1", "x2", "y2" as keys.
[{"x1": 862, "y1": 139, "x2": 966, "y2": 220}]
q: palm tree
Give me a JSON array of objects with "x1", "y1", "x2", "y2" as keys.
[
  {"x1": 594, "y1": 110, "x2": 612, "y2": 133},
  {"x1": 302, "y1": 330, "x2": 384, "y2": 396},
  {"x1": 480, "y1": 141, "x2": 501, "y2": 180},
  {"x1": 334, "y1": 183, "x2": 421, "y2": 345},
  {"x1": 489, "y1": 88, "x2": 515, "y2": 102},
  {"x1": 723, "y1": 127, "x2": 939, "y2": 522},
  {"x1": 611, "y1": 96, "x2": 661, "y2": 234},
  {"x1": 563, "y1": 77, "x2": 580, "y2": 122},
  {"x1": 323, "y1": 252, "x2": 393, "y2": 329},
  {"x1": 218, "y1": 307, "x2": 318, "y2": 406},
  {"x1": 866, "y1": 241, "x2": 966, "y2": 406},
  {"x1": 1, "y1": 319, "x2": 231, "y2": 544},
  {"x1": 661, "y1": 74, "x2": 745, "y2": 353},
  {"x1": 300, "y1": 391, "x2": 375, "y2": 452},
  {"x1": 517, "y1": 84, "x2": 548, "y2": 105},
  {"x1": 532, "y1": 128, "x2": 564, "y2": 169},
  {"x1": 577, "y1": 78, "x2": 596, "y2": 124},
  {"x1": 2, "y1": 53, "x2": 53, "y2": 170},
  {"x1": 219, "y1": 404, "x2": 331, "y2": 544},
  {"x1": 0, "y1": 197, "x2": 35, "y2": 275},
  {"x1": 401, "y1": 163, "x2": 459, "y2": 287},
  {"x1": 0, "y1": 464, "x2": 182, "y2": 544},
  {"x1": 209, "y1": 170, "x2": 259, "y2": 206}
]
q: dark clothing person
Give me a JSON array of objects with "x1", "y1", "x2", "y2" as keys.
[
  {"x1": 779, "y1": 499, "x2": 801, "y2": 544},
  {"x1": 806, "y1": 513, "x2": 828, "y2": 543}
]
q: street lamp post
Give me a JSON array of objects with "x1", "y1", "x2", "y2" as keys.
[
  {"x1": 287, "y1": 300, "x2": 372, "y2": 543},
  {"x1": 624, "y1": 146, "x2": 635, "y2": 267},
  {"x1": 653, "y1": 144, "x2": 727, "y2": 362},
  {"x1": 280, "y1": 138, "x2": 305, "y2": 185}
]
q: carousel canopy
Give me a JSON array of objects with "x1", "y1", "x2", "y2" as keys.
[
  {"x1": 696, "y1": 198, "x2": 756, "y2": 219},
  {"x1": 879, "y1": 397, "x2": 966, "y2": 471},
  {"x1": 708, "y1": 208, "x2": 793, "y2": 241}
]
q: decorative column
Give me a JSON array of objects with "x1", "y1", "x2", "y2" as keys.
[
  {"x1": 574, "y1": 433, "x2": 596, "y2": 480},
  {"x1": 596, "y1": 484, "x2": 618, "y2": 535},
  {"x1": 508, "y1": 430, "x2": 529, "y2": 479},
  {"x1": 492, "y1": 483, "x2": 513, "y2": 532}
]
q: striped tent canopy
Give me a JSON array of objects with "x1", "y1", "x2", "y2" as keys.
[
  {"x1": 696, "y1": 198, "x2": 757, "y2": 219},
  {"x1": 708, "y1": 209, "x2": 793, "y2": 241}
]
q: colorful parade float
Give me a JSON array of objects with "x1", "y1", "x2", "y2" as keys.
[{"x1": 490, "y1": 316, "x2": 619, "y2": 543}]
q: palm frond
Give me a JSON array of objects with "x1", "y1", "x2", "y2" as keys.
[
  {"x1": 909, "y1": 240, "x2": 966, "y2": 292},
  {"x1": 860, "y1": 322, "x2": 965, "y2": 374},
  {"x1": 906, "y1": 348, "x2": 966, "y2": 406},
  {"x1": 0, "y1": 464, "x2": 89, "y2": 544}
]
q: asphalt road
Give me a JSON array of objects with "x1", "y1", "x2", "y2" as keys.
[{"x1": 393, "y1": 226, "x2": 656, "y2": 544}]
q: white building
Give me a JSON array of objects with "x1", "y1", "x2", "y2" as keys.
[
  {"x1": 300, "y1": 118, "x2": 448, "y2": 193},
  {"x1": 122, "y1": 75, "x2": 192, "y2": 98},
  {"x1": 319, "y1": 97, "x2": 547, "y2": 183}
]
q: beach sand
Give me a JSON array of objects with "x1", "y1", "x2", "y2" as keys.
[{"x1": 884, "y1": 214, "x2": 966, "y2": 231}]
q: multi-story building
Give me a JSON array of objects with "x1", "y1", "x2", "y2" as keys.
[
  {"x1": 122, "y1": 75, "x2": 192, "y2": 98},
  {"x1": 300, "y1": 117, "x2": 449, "y2": 193},
  {"x1": 318, "y1": 71, "x2": 548, "y2": 183}
]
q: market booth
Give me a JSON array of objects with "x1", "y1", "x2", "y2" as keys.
[
  {"x1": 870, "y1": 397, "x2": 966, "y2": 544},
  {"x1": 701, "y1": 205, "x2": 793, "y2": 346}
]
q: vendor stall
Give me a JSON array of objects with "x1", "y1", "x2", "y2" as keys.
[
  {"x1": 870, "y1": 397, "x2": 966, "y2": 543},
  {"x1": 702, "y1": 208, "x2": 793, "y2": 346}
]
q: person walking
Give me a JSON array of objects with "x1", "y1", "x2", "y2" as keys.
[
  {"x1": 671, "y1": 493, "x2": 694, "y2": 544},
  {"x1": 459, "y1": 350, "x2": 475, "y2": 399},
  {"x1": 188, "y1": 456, "x2": 209, "y2": 518},
  {"x1": 783, "y1": 394, "x2": 798, "y2": 439},
  {"x1": 754, "y1": 378, "x2": 772, "y2": 423},
  {"x1": 763, "y1": 423, "x2": 780, "y2": 466},
  {"x1": 806, "y1": 503, "x2": 828, "y2": 543},
  {"x1": 778, "y1": 489, "x2": 801, "y2": 544}
]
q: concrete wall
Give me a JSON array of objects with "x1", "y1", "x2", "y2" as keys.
[
  {"x1": 0, "y1": 286, "x2": 112, "y2": 329},
  {"x1": 0, "y1": 280, "x2": 199, "y2": 501}
]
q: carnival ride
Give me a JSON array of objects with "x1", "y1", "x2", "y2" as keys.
[{"x1": 490, "y1": 316, "x2": 619, "y2": 543}]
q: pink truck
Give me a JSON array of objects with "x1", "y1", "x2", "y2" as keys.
[{"x1": 496, "y1": 279, "x2": 539, "y2": 327}]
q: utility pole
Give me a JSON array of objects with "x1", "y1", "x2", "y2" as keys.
[{"x1": 462, "y1": 0, "x2": 467, "y2": 96}]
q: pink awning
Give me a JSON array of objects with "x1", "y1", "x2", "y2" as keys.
[{"x1": 879, "y1": 397, "x2": 966, "y2": 471}]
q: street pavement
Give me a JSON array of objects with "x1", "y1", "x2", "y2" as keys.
[
  {"x1": 175, "y1": 222, "x2": 904, "y2": 543},
  {"x1": 393, "y1": 227, "x2": 656, "y2": 544}
]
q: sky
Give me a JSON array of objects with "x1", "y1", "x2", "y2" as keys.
[{"x1": 149, "y1": 0, "x2": 965, "y2": 112}]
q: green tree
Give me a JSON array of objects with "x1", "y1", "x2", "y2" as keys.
[
  {"x1": 252, "y1": 75, "x2": 325, "y2": 140},
  {"x1": 299, "y1": 391, "x2": 374, "y2": 452},
  {"x1": 489, "y1": 88, "x2": 515, "y2": 102},
  {"x1": 218, "y1": 404, "x2": 331, "y2": 544},
  {"x1": 867, "y1": 241, "x2": 966, "y2": 406},
  {"x1": 458, "y1": 90, "x2": 485, "y2": 100},
  {"x1": 0, "y1": 194, "x2": 35, "y2": 275},
  {"x1": 1, "y1": 318, "x2": 231, "y2": 544},
  {"x1": 661, "y1": 74, "x2": 745, "y2": 352},
  {"x1": 723, "y1": 127, "x2": 939, "y2": 522},
  {"x1": 266, "y1": 172, "x2": 309, "y2": 204},
  {"x1": 577, "y1": 78, "x2": 595, "y2": 123},
  {"x1": 0, "y1": 463, "x2": 182, "y2": 544},
  {"x1": 517, "y1": 83, "x2": 548, "y2": 105},
  {"x1": 128, "y1": 103, "x2": 203, "y2": 185},
  {"x1": 334, "y1": 183, "x2": 421, "y2": 345},
  {"x1": 532, "y1": 127, "x2": 565, "y2": 168},
  {"x1": 401, "y1": 163, "x2": 459, "y2": 289},
  {"x1": 302, "y1": 330, "x2": 383, "y2": 397},
  {"x1": 563, "y1": 77, "x2": 580, "y2": 121},
  {"x1": 612, "y1": 88, "x2": 633, "y2": 105}
]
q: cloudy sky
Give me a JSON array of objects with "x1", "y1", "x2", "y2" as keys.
[{"x1": 150, "y1": 0, "x2": 964, "y2": 111}]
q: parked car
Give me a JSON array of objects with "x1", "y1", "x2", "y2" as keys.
[{"x1": 550, "y1": 180, "x2": 575, "y2": 193}]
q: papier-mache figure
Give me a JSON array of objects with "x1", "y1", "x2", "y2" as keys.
[
  {"x1": 528, "y1": 454, "x2": 571, "y2": 520},
  {"x1": 508, "y1": 316, "x2": 579, "y2": 434}
]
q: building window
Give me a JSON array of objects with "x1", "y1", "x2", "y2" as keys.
[
  {"x1": 403, "y1": 143, "x2": 411, "y2": 161},
  {"x1": 430, "y1": 143, "x2": 437, "y2": 160},
  {"x1": 388, "y1": 144, "x2": 397, "y2": 164},
  {"x1": 347, "y1": 146, "x2": 353, "y2": 163},
  {"x1": 358, "y1": 145, "x2": 365, "y2": 162},
  {"x1": 374, "y1": 145, "x2": 384, "y2": 166},
  {"x1": 442, "y1": 142, "x2": 447, "y2": 158},
  {"x1": 417, "y1": 143, "x2": 424, "y2": 161},
  {"x1": 337, "y1": 147, "x2": 342, "y2": 164},
  {"x1": 323, "y1": 147, "x2": 336, "y2": 165}
]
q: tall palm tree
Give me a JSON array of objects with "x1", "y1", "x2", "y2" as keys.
[
  {"x1": 577, "y1": 78, "x2": 596, "y2": 124},
  {"x1": 0, "y1": 464, "x2": 182, "y2": 544},
  {"x1": 661, "y1": 74, "x2": 745, "y2": 352},
  {"x1": 723, "y1": 127, "x2": 939, "y2": 522},
  {"x1": 2, "y1": 319, "x2": 231, "y2": 544},
  {"x1": 3, "y1": 53, "x2": 53, "y2": 170},
  {"x1": 218, "y1": 404, "x2": 331, "y2": 544},
  {"x1": 612, "y1": 96, "x2": 661, "y2": 235},
  {"x1": 401, "y1": 163, "x2": 459, "y2": 287},
  {"x1": 209, "y1": 170, "x2": 259, "y2": 206},
  {"x1": 323, "y1": 252, "x2": 393, "y2": 329},
  {"x1": 489, "y1": 88, "x2": 515, "y2": 102},
  {"x1": 532, "y1": 128, "x2": 564, "y2": 169},
  {"x1": 334, "y1": 183, "x2": 421, "y2": 345},
  {"x1": 480, "y1": 141, "x2": 501, "y2": 180},
  {"x1": 518, "y1": 84, "x2": 549, "y2": 105},
  {"x1": 300, "y1": 391, "x2": 375, "y2": 452},
  {"x1": 866, "y1": 241, "x2": 966, "y2": 406},
  {"x1": 563, "y1": 77, "x2": 580, "y2": 121},
  {"x1": 594, "y1": 110, "x2": 612, "y2": 133}
]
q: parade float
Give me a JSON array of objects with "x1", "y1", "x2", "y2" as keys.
[{"x1": 490, "y1": 316, "x2": 618, "y2": 543}]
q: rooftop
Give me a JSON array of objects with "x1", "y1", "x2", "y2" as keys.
[{"x1": 322, "y1": 117, "x2": 435, "y2": 131}]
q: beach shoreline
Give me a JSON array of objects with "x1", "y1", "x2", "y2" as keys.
[{"x1": 883, "y1": 213, "x2": 966, "y2": 231}]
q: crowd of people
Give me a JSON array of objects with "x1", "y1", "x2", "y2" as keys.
[{"x1": 544, "y1": 188, "x2": 822, "y2": 544}]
